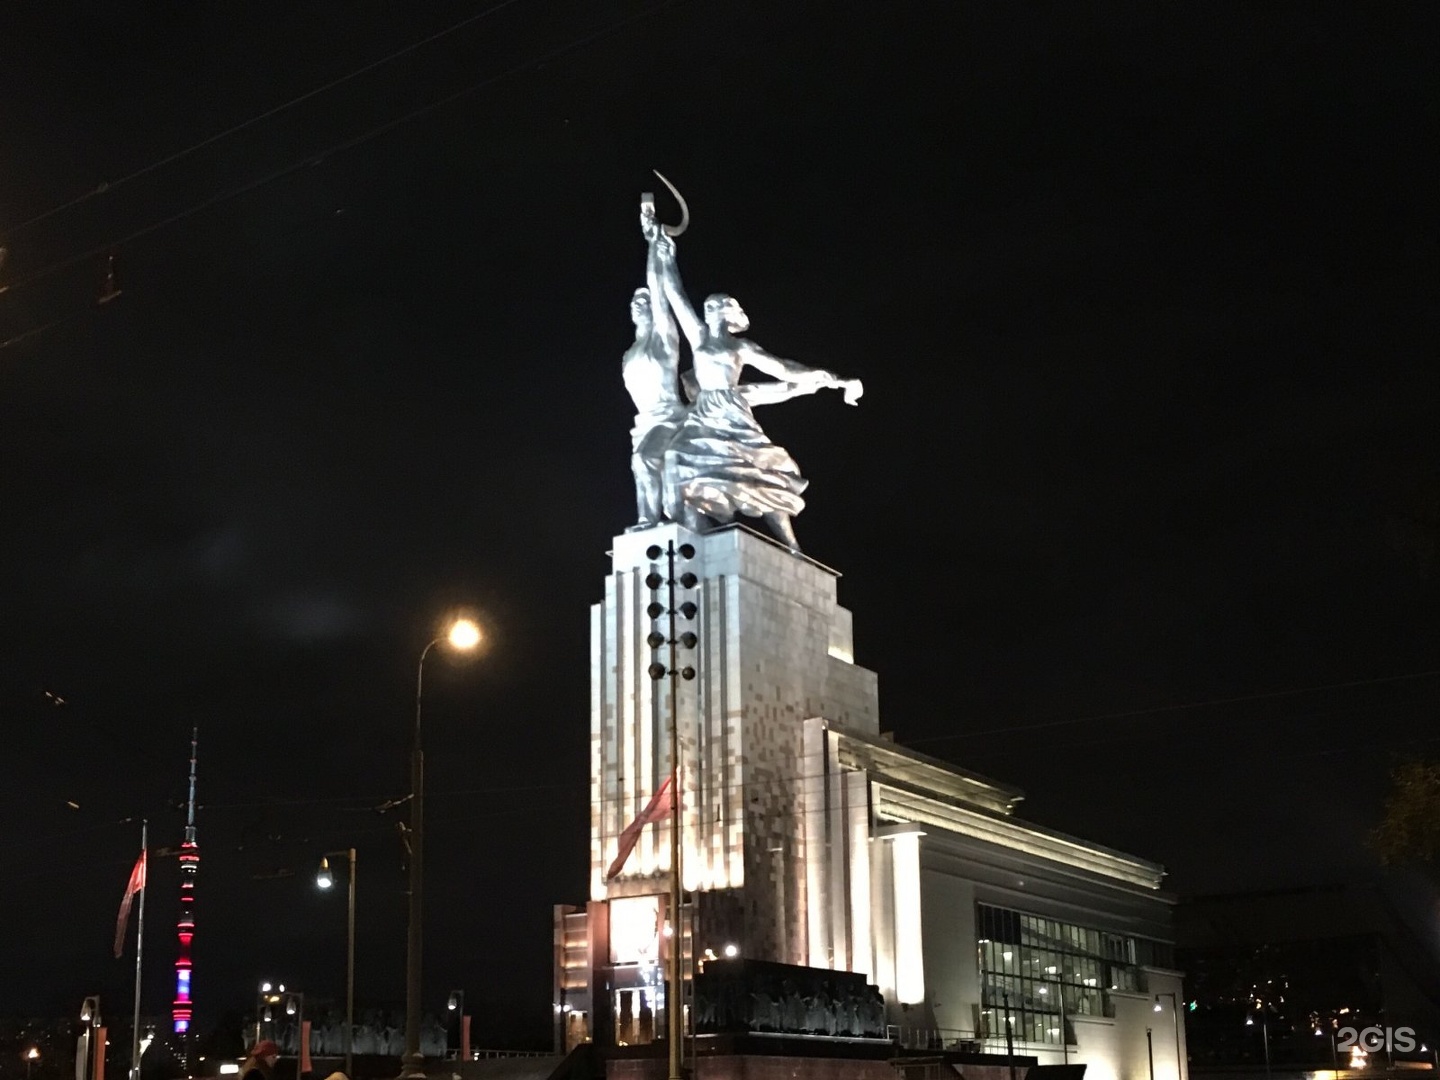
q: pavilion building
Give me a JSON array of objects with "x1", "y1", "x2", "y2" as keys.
[{"x1": 553, "y1": 522, "x2": 1187, "y2": 1080}]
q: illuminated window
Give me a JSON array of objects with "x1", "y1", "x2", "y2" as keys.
[{"x1": 976, "y1": 904, "x2": 1158, "y2": 1047}]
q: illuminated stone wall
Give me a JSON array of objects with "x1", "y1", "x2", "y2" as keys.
[{"x1": 591, "y1": 522, "x2": 879, "y2": 965}]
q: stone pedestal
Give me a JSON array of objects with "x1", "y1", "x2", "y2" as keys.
[{"x1": 590, "y1": 522, "x2": 880, "y2": 965}]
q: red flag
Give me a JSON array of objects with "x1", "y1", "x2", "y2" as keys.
[
  {"x1": 606, "y1": 777, "x2": 674, "y2": 882},
  {"x1": 114, "y1": 848, "x2": 146, "y2": 958}
]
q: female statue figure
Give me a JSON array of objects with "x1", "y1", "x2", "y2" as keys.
[{"x1": 650, "y1": 232, "x2": 861, "y2": 553}]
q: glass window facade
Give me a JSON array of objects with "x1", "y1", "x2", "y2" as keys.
[{"x1": 977, "y1": 904, "x2": 1150, "y2": 1046}]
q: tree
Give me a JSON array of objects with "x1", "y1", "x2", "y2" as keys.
[{"x1": 1373, "y1": 760, "x2": 1440, "y2": 864}]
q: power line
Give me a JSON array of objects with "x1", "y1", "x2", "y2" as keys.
[
  {"x1": 0, "y1": 0, "x2": 535, "y2": 245},
  {"x1": 0, "y1": 0, "x2": 687, "y2": 352}
]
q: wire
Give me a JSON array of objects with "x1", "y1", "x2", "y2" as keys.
[
  {"x1": 0, "y1": 309, "x2": 89, "y2": 353},
  {"x1": 0, "y1": 0, "x2": 688, "y2": 336},
  {"x1": 0, "y1": 0, "x2": 536, "y2": 244}
]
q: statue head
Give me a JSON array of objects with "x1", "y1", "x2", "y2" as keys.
[
  {"x1": 631, "y1": 286, "x2": 653, "y2": 328},
  {"x1": 704, "y1": 293, "x2": 749, "y2": 335}
]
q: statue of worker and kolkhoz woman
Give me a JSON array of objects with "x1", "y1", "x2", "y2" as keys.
[{"x1": 622, "y1": 173, "x2": 863, "y2": 554}]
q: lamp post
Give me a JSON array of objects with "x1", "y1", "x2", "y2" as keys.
[
  {"x1": 26, "y1": 1047, "x2": 40, "y2": 1080},
  {"x1": 79, "y1": 996, "x2": 101, "y2": 1080},
  {"x1": 447, "y1": 991, "x2": 465, "y2": 1060},
  {"x1": 403, "y1": 616, "x2": 482, "y2": 1078},
  {"x1": 1246, "y1": 1012, "x2": 1271, "y2": 1078},
  {"x1": 317, "y1": 850, "x2": 357, "y2": 1080},
  {"x1": 1155, "y1": 993, "x2": 1183, "y2": 1080},
  {"x1": 255, "y1": 983, "x2": 282, "y2": 1048}
]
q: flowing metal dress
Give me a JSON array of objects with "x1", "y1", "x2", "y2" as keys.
[{"x1": 663, "y1": 346, "x2": 808, "y2": 522}]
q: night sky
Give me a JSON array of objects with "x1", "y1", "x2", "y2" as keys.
[{"x1": 2, "y1": 1, "x2": 1436, "y2": 1044}]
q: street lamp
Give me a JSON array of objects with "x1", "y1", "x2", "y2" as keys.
[
  {"x1": 317, "y1": 850, "x2": 358, "y2": 1080},
  {"x1": 254, "y1": 984, "x2": 295, "y2": 1048},
  {"x1": 255, "y1": 983, "x2": 274, "y2": 1046},
  {"x1": 447, "y1": 991, "x2": 465, "y2": 1060},
  {"x1": 25, "y1": 1047, "x2": 40, "y2": 1080},
  {"x1": 1155, "y1": 993, "x2": 1183, "y2": 1080},
  {"x1": 404, "y1": 615, "x2": 482, "y2": 1078},
  {"x1": 1246, "y1": 1011, "x2": 1271, "y2": 1078},
  {"x1": 79, "y1": 996, "x2": 101, "y2": 1080}
]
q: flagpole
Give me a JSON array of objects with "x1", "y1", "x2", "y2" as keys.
[
  {"x1": 130, "y1": 820, "x2": 147, "y2": 1080},
  {"x1": 665, "y1": 541, "x2": 683, "y2": 1080}
]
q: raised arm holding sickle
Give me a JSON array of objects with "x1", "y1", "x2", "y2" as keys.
[{"x1": 648, "y1": 229, "x2": 863, "y2": 553}]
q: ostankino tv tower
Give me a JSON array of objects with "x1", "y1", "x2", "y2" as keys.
[{"x1": 173, "y1": 730, "x2": 199, "y2": 1050}]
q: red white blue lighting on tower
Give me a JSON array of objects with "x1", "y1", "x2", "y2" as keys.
[{"x1": 173, "y1": 730, "x2": 199, "y2": 1034}]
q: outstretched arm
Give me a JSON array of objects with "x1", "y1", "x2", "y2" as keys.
[
  {"x1": 737, "y1": 341, "x2": 864, "y2": 405},
  {"x1": 654, "y1": 233, "x2": 704, "y2": 350}
]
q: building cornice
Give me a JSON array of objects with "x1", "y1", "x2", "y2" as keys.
[{"x1": 872, "y1": 779, "x2": 1167, "y2": 890}]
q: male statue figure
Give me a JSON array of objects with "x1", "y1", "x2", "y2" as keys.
[{"x1": 621, "y1": 202, "x2": 686, "y2": 528}]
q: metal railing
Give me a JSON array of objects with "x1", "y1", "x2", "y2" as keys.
[{"x1": 887, "y1": 1026, "x2": 991, "y2": 1053}]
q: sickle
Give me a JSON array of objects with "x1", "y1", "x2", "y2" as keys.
[{"x1": 653, "y1": 170, "x2": 689, "y2": 237}]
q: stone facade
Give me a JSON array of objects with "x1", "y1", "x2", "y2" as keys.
[{"x1": 591, "y1": 522, "x2": 879, "y2": 962}]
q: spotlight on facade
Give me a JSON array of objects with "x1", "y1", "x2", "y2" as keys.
[
  {"x1": 723, "y1": 943, "x2": 739, "y2": 958},
  {"x1": 316, "y1": 857, "x2": 334, "y2": 889}
]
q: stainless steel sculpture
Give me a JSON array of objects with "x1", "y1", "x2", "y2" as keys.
[
  {"x1": 626, "y1": 175, "x2": 861, "y2": 553},
  {"x1": 622, "y1": 199, "x2": 687, "y2": 528}
]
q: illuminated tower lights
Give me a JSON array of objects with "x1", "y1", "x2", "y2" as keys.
[{"x1": 173, "y1": 730, "x2": 199, "y2": 1035}]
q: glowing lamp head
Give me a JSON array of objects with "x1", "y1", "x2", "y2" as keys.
[
  {"x1": 260, "y1": 982, "x2": 272, "y2": 993},
  {"x1": 316, "y1": 857, "x2": 334, "y2": 889},
  {"x1": 447, "y1": 993, "x2": 460, "y2": 1012},
  {"x1": 1154, "y1": 1002, "x2": 1163, "y2": 1012},
  {"x1": 723, "y1": 943, "x2": 739, "y2": 959},
  {"x1": 447, "y1": 618, "x2": 481, "y2": 651},
  {"x1": 26, "y1": 1049, "x2": 39, "y2": 1061}
]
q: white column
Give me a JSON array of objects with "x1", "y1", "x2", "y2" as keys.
[
  {"x1": 845, "y1": 772, "x2": 873, "y2": 979},
  {"x1": 880, "y1": 823, "x2": 925, "y2": 1005}
]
